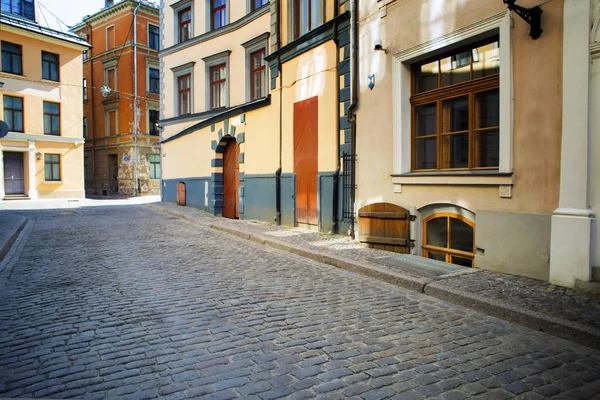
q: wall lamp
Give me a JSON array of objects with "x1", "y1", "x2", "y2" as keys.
[
  {"x1": 374, "y1": 39, "x2": 388, "y2": 54},
  {"x1": 35, "y1": 152, "x2": 42, "y2": 161},
  {"x1": 503, "y1": 0, "x2": 543, "y2": 40},
  {"x1": 0, "y1": 81, "x2": 4, "y2": 88}
]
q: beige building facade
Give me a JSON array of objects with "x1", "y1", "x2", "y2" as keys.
[{"x1": 1, "y1": 2, "x2": 89, "y2": 199}]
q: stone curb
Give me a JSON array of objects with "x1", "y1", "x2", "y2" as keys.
[
  {"x1": 146, "y1": 204, "x2": 600, "y2": 350},
  {"x1": 0, "y1": 216, "x2": 27, "y2": 262}
]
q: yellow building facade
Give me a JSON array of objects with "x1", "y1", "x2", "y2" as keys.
[{"x1": 1, "y1": 3, "x2": 89, "y2": 199}]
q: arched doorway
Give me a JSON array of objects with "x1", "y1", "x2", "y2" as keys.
[{"x1": 222, "y1": 139, "x2": 240, "y2": 219}]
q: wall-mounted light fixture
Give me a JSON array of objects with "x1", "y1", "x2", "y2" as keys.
[
  {"x1": 0, "y1": 81, "x2": 4, "y2": 88},
  {"x1": 35, "y1": 152, "x2": 42, "y2": 161},
  {"x1": 503, "y1": 0, "x2": 543, "y2": 40},
  {"x1": 374, "y1": 39, "x2": 388, "y2": 54}
]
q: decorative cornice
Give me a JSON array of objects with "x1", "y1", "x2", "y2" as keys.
[
  {"x1": 3, "y1": 132, "x2": 84, "y2": 145},
  {"x1": 170, "y1": 61, "x2": 196, "y2": 73},
  {"x1": 75, "y1": 0, "x2": 159, "y2": 27},
  {"x1": 1, "y1": 14, "x2": 90, "y2": 49},
  {"x1": 170, "y1": 0, "x2": 192, "y2": 9},
  {"x1": 160, "y1": 4, "x2": 269, "y2": 57},
  {"x1": 241, "y1": 32, "x2": 270, "y2": 49},
  {"x1": 202, "y1": 50, "x2": 232, "y2": 63},
  {"x1": 591, "y1": 42, "x2": 600, "y2": 60}
]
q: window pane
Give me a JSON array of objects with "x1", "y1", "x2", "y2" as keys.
[
  {"x1": 427, "y1": 251, "x2": 446, "y2": 262},
  {"x1": 44, "y1": 102, "x2": 58, "y2": 114},
  {"x1": 220, "y1": 82, "x2": 226, "y2": 107},
  {"x1": 4, "y1": 112, "x2": 12, "y2": 129},
  {"x1": 473, "y1": 41, "x2": 500, "y2": 79},
  {"x1": 415, "y1": 61, "x2": 438, "y2": 93},
  {"x1": 45, "y1": 163, "x2": 52, "y2": 180},
  {"x1": 450, "y1": 218, "x2": 474, "y2": 252},
  {"x1": 299, "y1": 0, "x2": 309, "y2": 36},
  {"x1": 310, "y1": 0, "x2": 319, "y2": 30},
  {"x1": 44, "y1": 115, "x2": 51, "y2": 133},
  {"x1": 156, "y1": 163, "x2": 161, "y2": 179},
  {"x1": 475, "y1": 89, "x2": 499, "y2": 129},
  {"x1": 415, "y1": 103, "x2": 436, "y2": 137},
  {"x1": 442, "y1": 96, "x2": 469, "y2": 133},
  {"x1": 415, "y1": 138, "x2": 436, "y2": 170},
  {"x1": 13, "y1": 112, "x2": 23, "y2": 132},
  {"x1": 451, "y1": 256, "x2": 473, "y2": 268},
  {"x1": 442, "y1": 133, "x2": 469, "y2": 169},
  {"x1": 53, "y1": 164, "x2": 60, "y2": 180},
  {"x1": 440, "y1": 50, "x2": 471, "y2": 87},
  {"x1": 426, "y1": 217, "x2": 448, "y2": 248},
  {"x1": 52, "y1": 116, "x2": 60, "y2": 134},
  {"x1": 474, "y1": 129, "x2": 499, "y2": 168}
]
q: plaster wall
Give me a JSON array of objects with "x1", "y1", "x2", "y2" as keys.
[
  {"x1": 162, "y1": 127, "x2": 215, "y2": 179},
  {"x1": 591, "y1": 31, "x2": 600, "y2": 268}
]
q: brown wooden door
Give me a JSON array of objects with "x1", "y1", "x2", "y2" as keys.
[
  {"x1": 176, "y1": 182, "x2": 186, "y2": 206},
  {"x1": 3, "y1": 152, "x2": 25, "y2": 195},
  {"x1": 223, "y1": 139, "x2": 240, "y2": 219},
  {"x1": 358, "y1": 203, "x2": 410, "y2": 253},
  {"x1": 294, "y1": 96, "x2": 318, "y2": 225}
]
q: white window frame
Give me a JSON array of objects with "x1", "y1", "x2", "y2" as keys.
[
  {"x1": 392, "y1": 11, "x2": 513, "y2": 182},
  {"x1": 203, "y1": 50, "x2": 231, "y2": 110},
  {"x1": 171, "y1": 61, "x2": 196, "y2": 116},
  {"x1": 242, "y1": 33, "x2": 269, "y2": 102}
]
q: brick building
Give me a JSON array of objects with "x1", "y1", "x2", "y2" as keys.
[{"x1": 73, "y1": 0, "x2": 160, "y2": 196}]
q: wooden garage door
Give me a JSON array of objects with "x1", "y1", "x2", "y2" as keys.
[
  {"x1": 358, "y1": 203, "x2": 410, "y2": 253},
  {"x1": 294, "y1": 96, "x2": 318, "y2": 225},
  {"x1": 223, "y1": 139, "x2": 240, "y2": 219}
]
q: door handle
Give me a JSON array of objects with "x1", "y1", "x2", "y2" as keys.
[{"x1": 11, "y1": 175, "x2": 14, "y2": 180}]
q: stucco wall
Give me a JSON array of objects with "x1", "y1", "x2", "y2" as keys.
[{"x1": 591, "y1": 45, "x2": 600, "y2": 268}]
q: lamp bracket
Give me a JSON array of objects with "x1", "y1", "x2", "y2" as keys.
[{"x1": 503, "y1": 0, "x2": 543, "y2": 40}]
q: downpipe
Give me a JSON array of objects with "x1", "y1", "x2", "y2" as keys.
[{"x1": 275, "y1": 167, "x2": 282, "y2": 225}]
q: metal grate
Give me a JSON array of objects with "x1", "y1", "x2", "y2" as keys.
[{"x1": 342, "y1": 152, "x2": 354, "y2": 222}]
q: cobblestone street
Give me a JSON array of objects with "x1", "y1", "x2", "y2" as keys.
[{"x1": 0, "y1": 205, "x2": 599, "y2": 399}]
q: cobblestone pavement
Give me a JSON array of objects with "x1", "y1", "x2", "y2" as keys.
[{"x1": 1, "y1": 206, "x2": 600, "y2": 400}]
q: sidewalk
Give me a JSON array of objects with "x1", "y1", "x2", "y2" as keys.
[
  {"x1": 147, "y1": 202, "x2": 600, "y2": 350},
  {"x1": 0, "y1": 213, "x2": 26, "y2": 263}
]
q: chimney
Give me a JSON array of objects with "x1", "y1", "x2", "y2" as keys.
[{"x1": 105, "y1": 0, "x2": 114, "y2": 7}]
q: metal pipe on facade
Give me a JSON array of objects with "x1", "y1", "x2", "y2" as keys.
[
  {"x1": 275, "y1": 0, "x2": 283, "y2": 225},
  {"x1": 346, "y1": 0, "x2": 359, "y2": 238},
  {"x1": 84, "y1": 20, "x2": 97, "y2": 195},
  {"x1": 133, "y1": 0, "x2": 141, "y2": 196}
]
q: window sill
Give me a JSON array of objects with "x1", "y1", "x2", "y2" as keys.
[
  {"x1": 44, "y1": 180, "x2": 62, "y2": 184},
  {"x1": 391, "y1": 171, "x2": 513, "y2": 186},
  {"x1": 41, "y1": 79, "x2": 60, "y2": 85}
]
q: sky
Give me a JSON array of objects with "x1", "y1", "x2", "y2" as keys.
[{"x1": 35, "y1": 0, "x2": 111, "y2": 28}]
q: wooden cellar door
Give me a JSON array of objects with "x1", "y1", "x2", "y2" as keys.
[
  {"x1": 176, "y1": 182, "x2": 186, "y2": 206},
  {"x1": 294, "y1": 96, "x2": 318, "y2": 226},
  {"x1": 223, "y1": 139, "x2": 240, "y2": 219},
  {"x1": 358, "y1": 203, "x2": 410, "y2": 253}
]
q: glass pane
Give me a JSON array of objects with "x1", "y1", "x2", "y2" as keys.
[
  {"x1": 414, "y1": 103, "x2": 436, "y2": 137},
  {"x1": 442, "y1": 96, "x2": 469, "y2": 133},
  {"x1": 442, "y1": 133, "x2": 469, "y2": 169},
  {"x1": 450, "y1": 218, "x2": 473, "y2": 252},
  {"x1": 473, "y1": 41, "x2": 500, "y2": 79},
  {"x1": 45, "y1": 163, "x2": 51, "y2": 180},
  {"x1": 310, "y1": 0, "x2": 319, "y2": 30},
  {"x1": 427, "y1": 251, "x2": 446, "y2": 262},
  {"x1": 474, "y1": 129, "x2": 499, "y2": 168},
  {"x1": 156, "y1": 164, "x2": 162, "y2": 179},
  {"x1": 426, "y1": 217, "x2": 447, "y2": 248},
  {"x1": 14, "y1": 112, "x2": 23, "y2": 131},
  {"x1": 441, "y1": 50, "x2": 471, "y2": 87},
  {"x1": 52, "y1": 116, "x2": 60, "y2": 134},
  {"x1": 219, "y1": 82, "x2": 226, "y2": 107},
  {"x1": 415, "y1": 138, "x2": 436, "y2": 170},
  {"x1": 53, "y1": 164, "x2": 60, "y2": 180},
  {"x1": 299, "y1": 0, "x2": 309, "y2": 36},
  {"x1": 14, "y1": 97, "x2": 23, "y2": 108},
  {"x1": 219, "y1": 66, "x2": 226, "y2": 77},
  {"x1": 44, "y1": 115, "x2": 51, "y2": 133},
  {"x1": 4, "y1": 112, "x2": 12, "y2": 129},
  {"x1": 14, "y1": 55, "x2": 22, "y2": 74},
  {"x1": 475, "y1": 89, "x2": 499, "y2": 129},
  {"x1": 451, "y1": 256, "x2": 473, "y2": 268},
  {"x1": 416, "y1": 61, "x2": 438, "y2": 93}
]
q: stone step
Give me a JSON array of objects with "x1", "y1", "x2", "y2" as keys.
[
  {"x1": 3, "y1": 195, "x2": 30, "y2": 201},
  {"x1": 593, "y1": 266, "x2": 600, "y2": 283},
  {"x1": 574, "y1": 280, "x2": 600, "y2": 300}
]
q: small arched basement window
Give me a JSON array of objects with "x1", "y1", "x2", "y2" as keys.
[{"x1": 422, "y1": 213, "x2": 475, "y2": 267}]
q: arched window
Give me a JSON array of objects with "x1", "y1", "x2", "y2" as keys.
[{"x1": 423, "y1": 213, "x2": 475, "y2": 267}]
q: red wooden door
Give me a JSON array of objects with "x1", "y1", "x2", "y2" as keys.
[
  {"x1": 223, "y1": 139, "x2": 240, "y2": 219},
  {"x1": 294, "y1": 97, "x2": 318, "y2": 225}
]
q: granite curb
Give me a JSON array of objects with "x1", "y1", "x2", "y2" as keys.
[
  {"x1": 146, "y1": 204, "x2": 600, "y2": 350},
  {"x1": 0, "y1": 216, "x2": 26, "y2": 263}
]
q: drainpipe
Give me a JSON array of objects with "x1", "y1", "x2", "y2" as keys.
[
  {"x1": 332, "y1": 20, "x2": 340, "y2": 234},
  {"x1": 133, "y1": 0, "x2": 141, "y2": 196},
  {"x1": 85, "y1": 20, "x2": 97, "y2": 195},
  {"x1": 345, "y1": 0, "x2": 359, "y2": 238},
  {"x1": 275, "y1": 0, "x2": 283, "y2": 225}
]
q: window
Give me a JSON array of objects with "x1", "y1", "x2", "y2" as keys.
[
  {"x1": 178, "y1": 7, "x2": 192, "y2": 43},
  {"x1": 178, "y1": 74, "x2": 191, "y2": 115},
  {"x1": 411, "y1": 38, "x2": 500, "y2": 171},
  {"x1": 43, "y1": 102, "x2": 60, "y2": 135},
  {"x1": 44, "y1": 154, "x2": 61, "y2": 181},
  {"x1": 251, "y1": 0, "x2": 267, "y2": 11},
  {"x1": 149, "y1": 109, "x2": 160, "y2": 136},
  {"x1": 105, "y1": 68, "x2": 116, "y2": 90},
  {"x1": 149, "y1": 68, "x2": 160, "y2": 94},
  {"x1": 82, "y1": 50, "x2": 88, "y2": 61},
  {"x1": 423, "y1": 213, "x2": 475, "y2": 267},
  {"x1": 84, "y1": 156, "x2": 89, "y2": 181},
  {"x1": 1, "y1": 41, "x2": 22, "y2": 75},
  {"x1": 3, "y1": 95, "x2": 24, "y2": 132},
  {"x1": 42, "y1": 51, "x2": 59, "y2": 81},
  {"x1": 1, "y1": 0, "x2": 34, "y2": 20},
  {"x1": 250, "y1": 49, "x2": 266, "y2": 100},
  {"x1": 83, "y1": 77, "x2": 88, "y2": 101},
  {"x1": 106, "y1": 110, "x2": 117, "y2": 136},
  {"x1": 106, "y1": 26, "x2": 115, "y2": 50},
  {"x1": 211, "y1": 0, "x2": 226, "y2": 30},
  {"x1": 149, "y1": 154, "x2": 161, "y2": 179},
  {"x1": 293, "y1": 0, "x2": 321, "y2": 39},
  {"x1": 149, "y1": 24, "x2": 160, "y2": 50},
  {"x1": 210, "y1": 64, "x2": 226, "y2": 109},
  {"x1": 83, "y1": 116, "x2": 88, "y2": 139}
]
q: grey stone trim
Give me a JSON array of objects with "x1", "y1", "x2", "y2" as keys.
[
  {"x1": 169, "y1": 0, "x2": 191, "y2": 9},
  {"x1": 170, "y1": 0, "x2": 194, "y2": 46},
  {"x1": 160, "y1": 4, "x2": 270, "y2": 57},
  {"x1": 204, "y1": 51, "x2": 231, "y2": 110},
  {"x1": 242, "y1": 33, "x2": 270, "y2": 102},
  {"x1": 160, "y1": 108, "x2": 221, "y2": 127},
  {"x1": 211, "y1": 140, "x2": 218, "y2": 150},
  {"x1": 229, "y1": 125, "x2": 236, "y2": 137},
  {"x1": 201, "y1": 50, "x2": 232, "y2": 63},
  {"x1": 236, "y1": 132, "x2": 245, "y2": 143},
  {"x1": 170, "y1": 61, "x2": 196, "y2": 73},
  {"x1": 238, "y1": 153, "x2": 244, "y2": 164},
  {"x1": 211, "y1": 158, "x2": 224, "y2": 167}
]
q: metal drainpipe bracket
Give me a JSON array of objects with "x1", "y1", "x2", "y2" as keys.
[{"x1": 503, "y1": 0, "x2": 543, "y2": 40}]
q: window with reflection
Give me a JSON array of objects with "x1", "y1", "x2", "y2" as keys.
[
  {"x1": 412, "y1": 38, "x2": 500, "y2": 171},
  {"x1": 178, "y1": 7, "x2": 192, "y2": 42},
  {"x1": 423, "y1": 213, "x2": 475, "y2": 267},
  {"x1": 293, "y1": 0, "x2": 321, "y2": 39},
  {"x1": 251, "y1": 0, "x2": 267, "y2": 11},
  {"x1": 211, "y1": 0, "x2": 226, "y2": 30}
]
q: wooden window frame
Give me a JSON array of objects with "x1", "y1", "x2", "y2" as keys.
[
  {"x1": 210, "y1": 64, "x2": 226, "y2": 109},
  {"x1": 250, "y1": 49, "x2": 266, "y2": 101},
  {"x1": 1, "y1": 41, "x2": 22, "y2": 75},
  {"x1": 211, "y1": 0, "x2": 227, "y2": 30},
  {"x1": 44, "y1": 154, "x2": 61, "y2": 182},
  {"x1": 178, "y1": 7, "x2": 192, "y2": 43},
  {"x1": 178, "y1": 73, "x2": 191, "y2": 115},
  {"x1": 149, "y1": 154, "x2": 161, "y2": 179},
  {"x1": 41, "y1": 51, "x2": 59, "y2": 82},
  {"x1": 3, "y1": 95, "x2": 24, "y2": 133},
  {"x1": 43, "y1": 101, "x2": 61, "y2": 136},
  {"x1": 251, "y1": 0, "x2": 266, "y2": 12},
  {"x1": 422, "y1": 212, "x2": 475, "y2": 266},
  {"x1": 410, "y1": 37, "x2": 500, "y2": 172}
]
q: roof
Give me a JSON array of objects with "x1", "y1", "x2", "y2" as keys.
[{"x1": 72, "y1": 0, "x2": 159, "y2": 30}]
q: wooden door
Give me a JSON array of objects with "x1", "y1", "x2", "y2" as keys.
[
  {"x1": 3, "y1": 152, "x2": 24, "y2": 195},
  {"x1": 223, "y1": 139, "x2": 240, "y2": 219},
  {"x1": 294, "y1": 96, "x2": 318, "y2": 225},
  {"x1": 176, "y1": 182, "x2": 186, "y2": 206},
  {"x1": 358, "y1": 203, "x2": 410, "y2": 253}
]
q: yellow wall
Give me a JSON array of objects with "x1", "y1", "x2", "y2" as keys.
[
  {"x1": 242, "y1": 99, "x2": 281, "y2": 175},
  {"x1": 355, "y1": 0, "x2": 563, "y2": 215}
]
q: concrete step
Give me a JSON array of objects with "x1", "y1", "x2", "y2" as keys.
[
  {"x1": 593, "y1": 266, "x2": 600, "y2": 283},
  {"x1": 3, "y1": 195, "x2": 30, "y2": 201},
  {"x1": 574, "y1": 280, "x2": 600, "y2": 300}
]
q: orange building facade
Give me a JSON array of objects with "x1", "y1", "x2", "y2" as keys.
[{"x1": 74, "y1": 0, "x2": 160, "y2": 196}]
